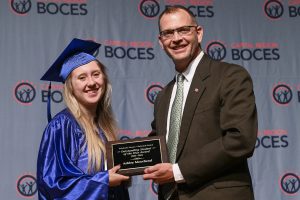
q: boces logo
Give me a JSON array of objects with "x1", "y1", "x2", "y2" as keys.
[
  {"x1": 272, "y1": 83, "x2": 293, "y2": 106},
  {"x1": 263, "y1": 0, "x2": 300, "y2": 20},
  {"x1": 16, "y1": 174, "x2": 37, "y2": 198},
  {"x1": 279, "y1": 172, "x2": 300, "y2": 196},
  {"x1": 139, "y1": 0, "x2": 160, "y2": 19},
  {"x1": 10, "y1": 0, "x2": 32, "y2": 15},
  {"x1": 255, "y1": 129, "x2": 288, "y2": 149},
  {"x1": 10, "y1": 0, "x2": 88, "y2": 16},
  {"x1": 14, "y1": 81, "x2": 37, "y2": 105},
  {"x1": 150, "y1": 180, "x2": 158, "y2": 196},
  {"x1": 272, "y1": 82, "x2": 300, "y2": 106},
  {"x1": 138, "y1": 0, "x2": 215, "y2": 19},
  {"x1": 145, "y1": 82, "x2": 164, "y2": 105},
  {"x1": 206, "y1": 40, "x2": 280, "y2": 61},
  {"x1": 101, "y1": 40, "x2": 155, "y2": 60},
  {"x1": 13, "y1": 81, "x2": 64, "y2": 106},
  {"x1": 206, "y1": 41, "x2": 226, "y2": 61},
  {"x1": 264, "y1": 0, "x2": 284, "y2": 19}
]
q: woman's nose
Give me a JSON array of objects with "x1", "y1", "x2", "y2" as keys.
[{"x1": 87, "y1": 77, "x2": 96, "y2": 86}]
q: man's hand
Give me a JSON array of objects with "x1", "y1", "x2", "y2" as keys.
[{"x1": 143, "y1": 163, "x2": 174, "y2": 184}]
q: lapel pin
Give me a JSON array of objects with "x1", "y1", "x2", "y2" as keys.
[{"x1": 194, "y1": 88, "x2": 199, "y2": 92}]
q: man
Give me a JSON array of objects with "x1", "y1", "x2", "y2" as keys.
[{"x1": 143, "y1": 5, "x2": 257, "y2": 200}]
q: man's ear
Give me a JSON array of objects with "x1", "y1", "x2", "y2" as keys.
[
  {"x1": 196, "y1": 26, "x2": 204, "y2": 43},
  {"x1": 158, "y1": 36, "x2": 165, "y2": 50}
]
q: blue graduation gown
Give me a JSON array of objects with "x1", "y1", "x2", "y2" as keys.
[{"x1": 37, "y1": 109, "x2": 129, "y2": 200}]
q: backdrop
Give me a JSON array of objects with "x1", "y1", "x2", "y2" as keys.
[{"x1": 1, "y1": 0, "x2": 299, "y2": 199}]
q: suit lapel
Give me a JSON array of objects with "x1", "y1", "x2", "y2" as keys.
[{"x1": 176, "y1": 54, "x2": 211, "y2": 160}]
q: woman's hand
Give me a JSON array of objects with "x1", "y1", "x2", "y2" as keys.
[{"x1": 108, "y1": 165, "x2": 129, "y2": 187}]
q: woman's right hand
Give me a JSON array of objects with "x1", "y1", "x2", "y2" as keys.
[{"x1": 108, "y1": 165, "x2": 129, "y2": 187}]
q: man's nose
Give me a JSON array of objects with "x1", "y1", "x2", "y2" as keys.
[{"x1": 172, "y1": 31, "x2": 183, "y2": 41}]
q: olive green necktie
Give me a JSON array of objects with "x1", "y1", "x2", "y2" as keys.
[{"x1": 167, "y1": 74, "x2": 184, "y2": 164}]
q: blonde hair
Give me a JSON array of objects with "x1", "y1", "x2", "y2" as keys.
[{"x1": 63, "y1": 60, "x2": 117, "y2": 172}]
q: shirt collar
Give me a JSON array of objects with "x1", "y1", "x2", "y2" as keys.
[{"x1": 176, "y1": 51, "x2": 204, "y2": 82}]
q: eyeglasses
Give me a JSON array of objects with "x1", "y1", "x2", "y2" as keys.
[{"x1": 159, "y1": 25, "x2": 198, "y2": 39}]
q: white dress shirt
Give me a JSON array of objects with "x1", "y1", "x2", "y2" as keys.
[{"x1": 166, "y1": 51, "x2": 204, "y2": 182}]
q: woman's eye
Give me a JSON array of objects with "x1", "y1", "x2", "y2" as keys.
[
  {"x1": 93, "y1": 73, "x2": 101, "y2": 78},
  {"x1": 78, "y1": 76, "x2": 86, "y2": 81}
]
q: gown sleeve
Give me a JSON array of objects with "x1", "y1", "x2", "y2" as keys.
[{"x1": 37, "y1": 112, "x2": 109, "y2": 200}]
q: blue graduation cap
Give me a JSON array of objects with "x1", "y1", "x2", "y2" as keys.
[
  {"x1": 41, "y1": 38, "x2": 101, "y2": 122},
  {"x1": 41, "y1": 38, "x2": 101, "y2": 83}
]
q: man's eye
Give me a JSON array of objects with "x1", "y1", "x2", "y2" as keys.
[
  {"x1": 178, "y1": 28, "x2": 190, "y2": 34},
  {"x1": 163, "y1": 30, "x2": 173, "y2": 36}
]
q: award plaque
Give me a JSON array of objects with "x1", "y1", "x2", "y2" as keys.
[{"x1": 106, "y1": 136, "x2": 168, "y2": 176}]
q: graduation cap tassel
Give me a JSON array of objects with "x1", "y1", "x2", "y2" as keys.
[{"x1": 47, "y1": 82, "x2": 52, "y2": 122}]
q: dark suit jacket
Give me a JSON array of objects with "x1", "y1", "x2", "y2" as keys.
[{"x1": 150, "y1": 54, "x2": 258, "y2": 200}]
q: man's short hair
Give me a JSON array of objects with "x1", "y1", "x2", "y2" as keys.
[{"x1": 158, "y1": 5, "x2": 198, "y2": 32}]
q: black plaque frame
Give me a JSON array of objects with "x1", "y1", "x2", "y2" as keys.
[{"x1": 106, "y1": 136, "x2": 168, "y2": 176}]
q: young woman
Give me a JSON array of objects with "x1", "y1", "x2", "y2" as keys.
[{"x1": 37, "y1": 38, "x2": 129, "y2": 200}]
